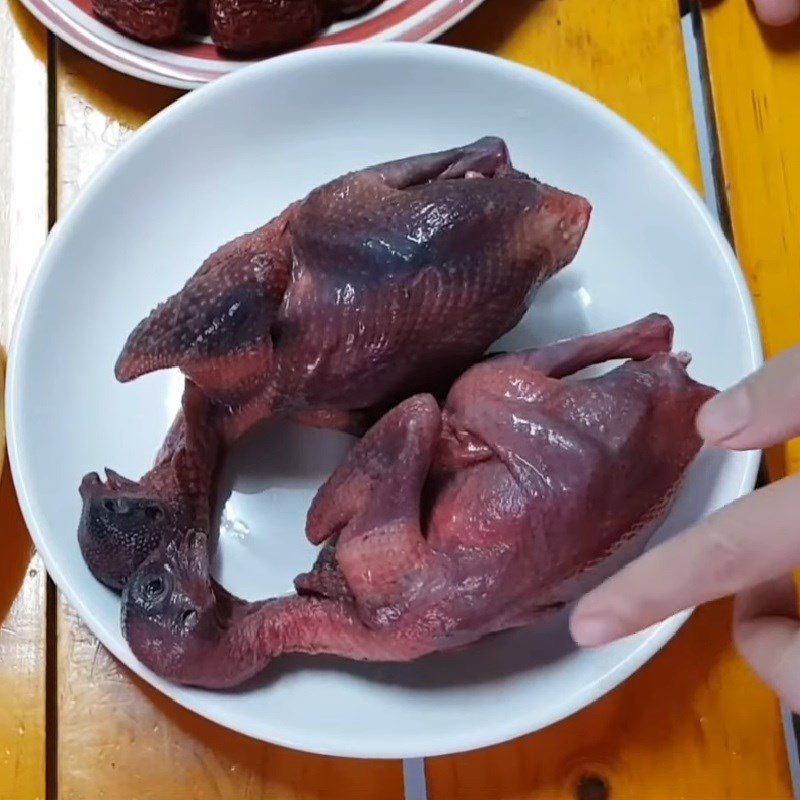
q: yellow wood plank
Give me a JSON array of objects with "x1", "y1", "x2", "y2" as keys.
[
  {"x1": 426, "y1": 1, "x2": 792, "y2": 798},
  {"x1": 445, "y1": 0, "x2": 703, "y2": 187},
  {"x1": 427, "y1": 603, "x2": 790, "y2": 800},
  {"x1": 55, "y1": 45, "x2": 404, "y2": 799},
  {"x1": 0, "y1": 2, "x2": 49, "y2": 798},
  {"x1": 702, "y1": 0, "x2": 800, "y2": 479}
]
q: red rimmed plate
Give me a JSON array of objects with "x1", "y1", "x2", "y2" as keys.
[{"x1": 18, "y1": 0, "x2": 486, "y2": 88}]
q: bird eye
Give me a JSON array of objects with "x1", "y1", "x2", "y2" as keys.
[{"x1": 138, "y1": 574, "x2": 169, "y2": 603}]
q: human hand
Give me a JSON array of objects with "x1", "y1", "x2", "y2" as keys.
[
  {"x1": 752, "y1": 0, "x2": 799, "y2": 26},
  {"x1": 570, "y1": 345, "x2": 800, "y2": 710}
]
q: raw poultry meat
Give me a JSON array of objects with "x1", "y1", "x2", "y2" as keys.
[
  {"x1": 211, "y1": 0, "x2": 382, "y2": 51},
  {"x1": 79, "y1": 384, "x2": 223, "y2": 591},
  {"x1": 91, "y1": 0, "x2": 381, "y2": 51},
  {"x1": 120, "y1": 315, "x2": 715, "y2": 688},
  {"x1": 91, "y1": 0, "x2": 187, "y2": 44},
  {"x1": 209, "y1": 0, "x2": 323, "y2": 52},
  {"x1": 116, "y1": 137, "x2": 589, "y2": 433},
  {"x1": 79, "y1": 137, "x2": 590, "y2": 589}
]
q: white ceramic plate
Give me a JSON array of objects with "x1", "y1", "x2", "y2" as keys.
[
  {"x1": 18, "y1": 0, "x2": 486, "y2": 88},
  {"x1": 7, "y1": 43, "x2": 761, "y2": 759}
]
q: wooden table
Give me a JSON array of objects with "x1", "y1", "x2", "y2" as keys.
[{"x1": 1, "y1": 0, "x2": 798, "y2": 797}]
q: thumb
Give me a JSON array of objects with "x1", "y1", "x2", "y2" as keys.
[
  {"x1": 752, "y1": 0, "x2": 800, "y2": 25},
  {"x1": 697, "y1": 344, "x2": 800, "y2": 450}
]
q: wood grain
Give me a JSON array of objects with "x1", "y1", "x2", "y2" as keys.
[
  {"x1": 426, "y1": 1, "x2": 792, "y2": 798},
  {"x1": 45, "y1": 1, "x2": 797, "y2": 797},
  {"x1": 444, "y1": 0, "x2": 703, "y2": 187},
  {"x1": 702, "y1": 0, "x2": 800, "y2": 479},
  {"x1": 54, "y1": 45, "x2": 404, "y2": 800},
  {"x1": 428, "y1": 602, "x2": 791, "y2": 800},
  {"x1": 0, "y1": 2, "x2": 50, "y2": 798}
]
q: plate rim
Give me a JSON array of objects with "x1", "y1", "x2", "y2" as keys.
[
  {"x1": 6, "y1": 42, "x2": 764, "y2": 758},
  {"x1": 17, "y1": 0, "x2": 488, "y2": 89}
]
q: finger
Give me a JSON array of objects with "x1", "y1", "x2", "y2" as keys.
[
  {"x1": 734, "y1": 576, "x2": 800, "y2": 712},
  {"x1": 570, "y1": 473, "x2": 800, "y2": 647},
  {"x1": 752, "y1": 0, "x2": 800, "y2": 25},
  {"x1": 697, "y1": 344, "x2": 800, "y2": 449},
  {"x1": 736, "y1": 573, "x2": 799, "y2": 622}
]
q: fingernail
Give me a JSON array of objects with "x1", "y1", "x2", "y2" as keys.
[
  {"x1": 569, "y1": 614, "x2": 624, "y2": 647},
  {"x1": 698, "y1": 383, "x2": 752, "y2": 444}
]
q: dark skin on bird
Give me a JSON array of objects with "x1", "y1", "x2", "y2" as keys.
[
  {"x1": 79, "y1": 383, "x2": 222, "y2": 591},
  {"x1": 79, "y1": 137, "x2": 591, "y2": 591},
  {"x1": 121, "y1": 315, "x2": 715, "y2": 689}
]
